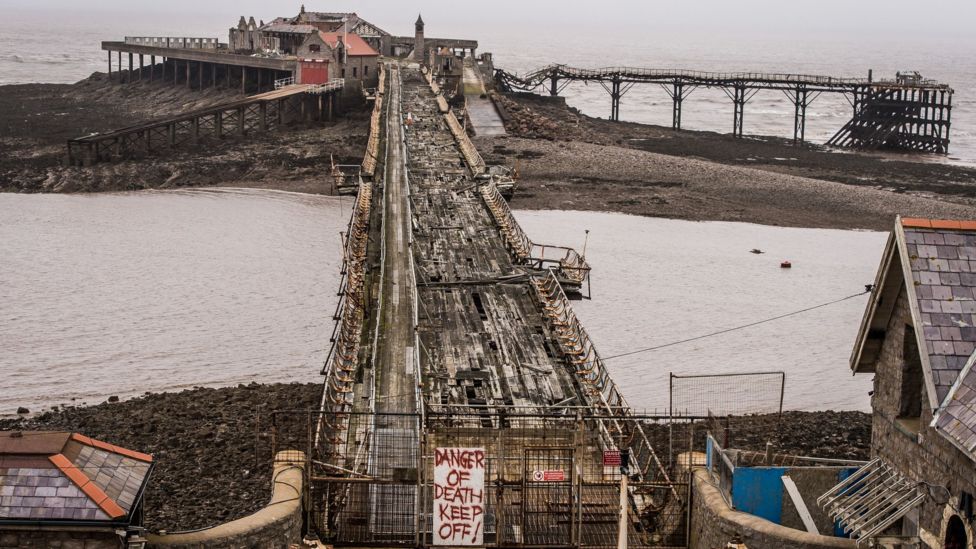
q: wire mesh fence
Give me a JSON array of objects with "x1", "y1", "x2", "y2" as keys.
[
  {"x1": 273, "y1": 409, "x2": 696, "y2": 548},
  {"x1": 670, "y1": 371, "x2": 786, "y2": 455}
]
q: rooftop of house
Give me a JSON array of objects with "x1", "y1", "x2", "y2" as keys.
[
  {"x1": 320, "y1": 32, "x2": 379, "y2": 57},
  {"x1": 852, "y1": 216, "x2": 976, "y2": 462},
  {"x1": 0, "y1": 431, "x2": 152, "y2": 523}
]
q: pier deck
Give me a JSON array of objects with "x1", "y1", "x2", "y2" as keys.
[
  {"x1": 310, "y1": 61, "x2": 682, "y2": 548},
  {"x1": 496, "y1": 64, "x2": 953, "y2": 153}
]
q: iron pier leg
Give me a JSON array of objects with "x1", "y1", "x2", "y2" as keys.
[
  {"x1": 127, "y1": 53, "x2": 133, "y2": 83},
  {"x1": 198, "y1": 61, "x2": 203, "y2": 89},
  {"x1": 212, "y1": 63, "x2": 217, "y2": 87},
  {"x1": 672, "y1": 82, "x2": 683, "y2": 130},
  {"x1": 257, "y1": 68, "x2": 262, "y2": 92},
  {"x1": 117, "y1": 51, "x2": 122, "y2": 82},
  {"x1": 610, "y1": 76, "x2": 622, "y2": 122},
  {"x1": 161, "y1": 57, "x2": 166, "y2": 82},
  {"x1": 793, "y1": 86, "x2": 808, "y2": 144},
  {"x1": 732, "y1": 85, "x2": 746, "y2": 137},
  {"x1": 150, "y1": 55, "x2": 155, "y2": 82},
  {"x1": 242, "y1": 66, "x2": 247, "y2": 94},
  {"x1": 138, "y1": 54, "x2": 143, "y2": 80},
  {"x1": 226, "y1": 65, "x2": 231, "y2": 89},
  {"x1": 549, "y1": 75, "x2": 560, "y2": 97},
  {"x1": 186, "y1": 60, "x2": 191, "y2": 88},
  {"x1": 107, "y1": 51, "x2": 112, "y2": 81}
]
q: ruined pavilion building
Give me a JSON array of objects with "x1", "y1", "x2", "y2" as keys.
[{"x1": 845, "y1": 217, "x2": 976, "y2": 547}]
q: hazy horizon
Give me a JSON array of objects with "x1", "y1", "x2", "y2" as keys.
[{"x1": 9, "y1": 0, "x2": 976, "y2": 41}]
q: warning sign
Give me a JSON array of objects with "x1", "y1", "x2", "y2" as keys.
[
  {"x1": 433, "y1": 448, "x2": 485, "y2": 546},
  {"x1": 603, "y1": 450, "x2": 622, "y2": 466},
  {"x1": 532, "y1": 469, "x2": 566, "y2": 482}
]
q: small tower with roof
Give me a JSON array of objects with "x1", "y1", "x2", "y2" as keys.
[{"x1": 414, "y1": 14, "x2": 425, "y2": 62}]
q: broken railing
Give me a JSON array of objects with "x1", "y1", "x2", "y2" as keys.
[
  {"x1": 361, "y1": 65, "x2": 386, "y2": 177},
  {"x1": 316, "y1": 180, "x2": 373, "y2": 462},
  {"x1": 532, "y1": 270, "x2": 674, "y2": 496},
  {"x1": 480, "y1": 181, "x2": 591, "y2": 290},
  {"x1": 443, "y1": 110, "x2": 486, "y2": 175}
]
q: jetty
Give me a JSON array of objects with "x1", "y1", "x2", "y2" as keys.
[{"x1": 496, "y1": 65, "x2": 954, "y2": 153}]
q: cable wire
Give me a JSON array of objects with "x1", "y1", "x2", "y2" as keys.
[{"x1": 602, "y1": 288, "x2": 872, "y2": 361}]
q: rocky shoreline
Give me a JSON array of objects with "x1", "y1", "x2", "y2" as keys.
[
  {"x1": 479, "y1": 92, "x2": 976, "y2": 231},
  {"x1": 0, "y1": 73, "x2": 368, "y2": 194},
  {"x1": 0, "y1": 383, "x2": 320, "y2": 532}
]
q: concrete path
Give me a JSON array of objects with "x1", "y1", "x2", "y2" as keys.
[{"x1": 463, "y1": 61, "x2": 507, "y2": 137}]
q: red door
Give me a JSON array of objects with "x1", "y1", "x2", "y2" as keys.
[{"x1": 300, "y1": 60, "x2": 329, "y2": 84}]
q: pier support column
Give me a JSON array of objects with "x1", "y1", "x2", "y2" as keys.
[
  {"x1": 198, "y1": 61, "x2": 203, "y2": 89},
  {"x1": 257, "y1": 69, "x2": 262, "y2": 92},
  {"x1": 792, "y1": 86, "x2": 809, "y2": 144},
  {"x1": 242, "y1": 66, "x2": 247, "y2": 94},
  {"x1": 672, "y1": 82, "x2": 684, "y2": 130},
  {"x1": 186, "y1": 60, "x2": 191, "y2": 88},
  {"x1": 732, "y1": 85, "x2": 746, "y2": 137},
  {"x1": 549, "y1": 75, "x2": 560, "y2": 97},
  {"x1": 138, "y1": 54, "x2": 143, "y2": 80},
  {"x1": 149, "y1": 55, "x2": 155, "y2": 82},
  {"x1": 107, "y1": 51, "x2": 112, "y2": 82},
  {"x1": 212, "y1": 63, "x2": 217, "y2": 88},
  {"x1": 117, "y1": 51, "x2": 122, "y2": 82},
  {"x1": 226, "y1": 65, "x2": 231, "y2": 89},
  {"x1": 192, "y1": 116, "x2": 200, "y2": 141},
  {"x1": 610, "y1": 76, "x2": 622, "y2": 122},
  {"x1": 128, "y1": 53, "x2": 133, "y2": 83},
  {"x1": 161, "y1": 57, "x2": 166, "y2": 82}
]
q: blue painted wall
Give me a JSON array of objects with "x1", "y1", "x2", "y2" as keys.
[{"x1": 731, "y1": 466, "x2": 787, "y2": 523}]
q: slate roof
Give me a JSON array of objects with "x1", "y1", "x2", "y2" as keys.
[
  {"x1": 261, "y1": 23, "x2": 317, "y2": 35},
  {"x1": 852, "y1": 217, "x2": 976, "y2": 462},
  {"x1": 0, "y1": 432, "x2": 152, "y2": 523},
  {"x1": 901, "y1": 218, "x2": 976, "y2": 403},
  {"x1": 934, "y1": 353, "x2": 976, "y2": 460}
]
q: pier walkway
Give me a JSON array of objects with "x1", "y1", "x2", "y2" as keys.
[
  {"x1": 463, "y1": 59, "x2": 506, "y2": 137},
  {"x1": 66, "y1": 81, "x2": 343, "y2": 166},
  {"x1": 496, "y1": 64, "x2": 953, "y2": 153},
  {"x1": 309, "y1": 61, "x2": 682, "y2": 548}
]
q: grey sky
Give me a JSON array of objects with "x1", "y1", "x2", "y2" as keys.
[{"x1": 10, "y1": 0, "x2": 976, "y2": 38}]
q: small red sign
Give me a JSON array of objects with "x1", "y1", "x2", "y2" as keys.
[
  {"x1": 603, "y1": 451, "x2": 622, "y2": 466},
  {"x1": 532, "y1": 470, "x2": 566, "y2": 482}
]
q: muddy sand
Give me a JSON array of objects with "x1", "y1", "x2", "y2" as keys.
[
  {"x1": 478, "y1": 93, "x2": 976, "y2": 231},
  {"x1": 0, "y1": 73, "x2": 368, "y2": 194}
]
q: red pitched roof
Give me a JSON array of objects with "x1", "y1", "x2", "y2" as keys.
[
  {"x1": 901, "y1": 218, "x2": 976, "y2": 231},
  {"x1": 319, "y1": 32, "x2": 379, "y2": 57}
]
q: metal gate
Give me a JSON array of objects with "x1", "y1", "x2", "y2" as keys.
[{"x1": 521, "y1": 447, "x2": 576, "y2": 547}]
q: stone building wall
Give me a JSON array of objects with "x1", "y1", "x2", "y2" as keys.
[
  {"x1": 690, "y1": 469, "x2": 855, "y2": 549},
  {"x1": 146, "y1": 452, "x2": 304, "y2": 549},
  {"x1": 0, "y1": 529, "x2": 122, "y2": 549},
  {"x1": 869, "y1": 288, "x2": 976, "y2": 547}
]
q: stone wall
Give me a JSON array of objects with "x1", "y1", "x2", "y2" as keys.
[
  {"x1": 869, "y1": 289, "x2": 976, "y2": 547},
  {"x1": 0, "y1": 529, "x2": 122, "y2": 549},
  {"x1": 690, "y1": 469, "x2": 855, "y2": 549},
  {"x1": 146, "y1": 451, "x2": 304, "y2": 549}
]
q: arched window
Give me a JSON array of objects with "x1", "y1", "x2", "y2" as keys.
[{"x1": 945, "y1": 515, "x2": 967, "y2": 549}]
